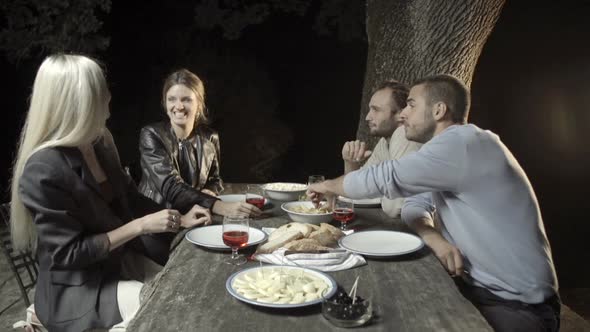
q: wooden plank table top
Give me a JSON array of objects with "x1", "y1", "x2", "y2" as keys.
[{"x1": 128, "y1": 183, "x2": 492, "y2": 331}]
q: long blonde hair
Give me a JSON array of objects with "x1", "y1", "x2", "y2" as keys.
[{"x1": 10, "y1": 54, "x2": 110, "y2": 251}]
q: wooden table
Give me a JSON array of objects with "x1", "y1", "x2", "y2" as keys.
[{"x1": 128, "y1": 184, "x2": 492, "y2": 331}]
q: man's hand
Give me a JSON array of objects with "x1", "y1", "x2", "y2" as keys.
[
  {"x1": 407, "y1": 217, "x2": 464, "y2": 277},
  {"x1": 342, "y1": 140, "x2": 372, "y2": 163},
  {"x1": 307, "y1": 177, "x2": 346, "y2": 207},
  {"x1": 424, "y1": 232, "x2": 464, "y2": 277}
]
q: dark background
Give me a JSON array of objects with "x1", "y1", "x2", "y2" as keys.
[{"x1": 0, "y1": 0, "x2": 588, "y2": 287}]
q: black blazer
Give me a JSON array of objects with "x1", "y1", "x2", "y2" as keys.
[
  {"x1": 138, "y1": 122, "x2": 222, "y2": 213},
  {"x1": 19, "y1": 136, "x2": 170, "y2": 332}
]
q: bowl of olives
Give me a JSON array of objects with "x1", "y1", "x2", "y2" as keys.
[{"x1": 321, "y1": 288, "x2": 372, "y2": 328}]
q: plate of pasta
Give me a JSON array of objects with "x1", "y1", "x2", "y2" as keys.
[{"x1": 281, "y1": 201, "x2": 333, "y2": 224}]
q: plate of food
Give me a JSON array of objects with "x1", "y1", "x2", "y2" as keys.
[
  {"x1": 338, "y1": 230, "x2": 424, "y2": 257},
  {"x1": 226, "y1": 265, "x2": 337, "y2": 308},
  {"x1": 256, "y1": 222, "x2": 345, "y2": 254},
  {"x1": 281, "y1": 201, "x2": 333, "y2": 224},
  {"x1": 185, "y1": 225, "x2": 268, "y2": 250},
  {"x1": 338, "y1": 196, "x2": 381, "y2": 208},
  {"x1": 262, "y1": 182, "x2": 307, "y2": 201}
]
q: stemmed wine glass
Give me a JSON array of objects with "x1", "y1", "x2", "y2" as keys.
[
  {"x1": 222, "y1": 216, "x2": 250, "y2": 265},
  {"x1": 308, "y1": 175, "x2": 325, "y2": 186},
  {"x1": 332, "y1": 197, "x2": 355, "y2": 230},
  {"x1": 245, "y1": 184, "x2": 265, "y2": 209}
]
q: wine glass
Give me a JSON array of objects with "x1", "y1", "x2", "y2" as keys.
[
  {"x1": 222, "y1": 216, "x2": 250, "y2": 265},
  {"x1": 332, "y1": 197, "x2": 355, "y2": 230},
  {"x1": 308, "y1": 175, "x2": 325, "y2": 185},
  {"x1": 245, "y1": 184, "x2": 265, "y2": 209}
]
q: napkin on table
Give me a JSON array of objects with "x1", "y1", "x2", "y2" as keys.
[{"x1": 254, "y1": 228, "x2": 366, "y2": 272}]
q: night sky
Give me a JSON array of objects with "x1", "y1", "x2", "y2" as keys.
[{"x1": 0, "y1": 0, "x2": 589, "y2": 287}]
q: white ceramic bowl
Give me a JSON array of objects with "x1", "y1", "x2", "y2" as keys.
[
  {"x1": 262, "y1": 182, "x2": 308, "y2": 201},
  {"x1": 281, "y1": 201, "x2": 333, "y2": 225}
]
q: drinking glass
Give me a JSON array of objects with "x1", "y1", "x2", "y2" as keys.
[
  {"x1": 308, "y1": 175, "x2": 325, "y2": 185},
  {"x1": 332, "y1": 197, "x2": 355, "y2": 230},
  {"x1": 245, "y1": 184, "x2": 265, "y2": 209},
  {"x1": 222, "y1": 216, "x2": 250, "y2": 265}
]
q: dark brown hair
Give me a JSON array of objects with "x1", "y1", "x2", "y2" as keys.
[
  {"x1": 372, "y1": 80, "x2": 410, "y2": 112},
  {"x1": 412, "y1": 74, "x2": 470, "y2": 124},
  {"x1": 162, "y1": 69, "x2": 207, "y2": 124}
]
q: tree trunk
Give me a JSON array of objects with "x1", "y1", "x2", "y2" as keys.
[{"x1": 357, "y1": 0, "x2": 506, "y2": 144}]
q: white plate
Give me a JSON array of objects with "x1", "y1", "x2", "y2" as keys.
[
  {"x1": 185, "y1": 225, "x2": 268, "y2": 250},
  {"x1": 339, "y1": 230, "x2": 424, "y2": 257},
  {"x1": 218, "y1": 194, "x2": 269, "y2": 206},
  {"x1": 225, "y1": 265, "x2": 337, "y2": 308},
  {"x1": 338, "y1": 196, "x2": 381, "y2": 208}
]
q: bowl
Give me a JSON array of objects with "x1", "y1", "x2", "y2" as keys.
[
  {"x1": 322, "y1": 296, "x2": 372, "y2": 328},
  {"x1": 262, "y1": 182, "x2": 308, "y2": 201},
  {"x1": 281, "y1": 201, "x2": 333, "y2": 225}
]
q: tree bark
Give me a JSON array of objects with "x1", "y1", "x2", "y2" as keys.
[{"x1": 357, "y1": 0, "x2": 506, "y2": 144}]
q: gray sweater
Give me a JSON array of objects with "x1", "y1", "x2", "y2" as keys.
[{"x1": 343, "y1": 124, "x2": 557, "y2": 304}]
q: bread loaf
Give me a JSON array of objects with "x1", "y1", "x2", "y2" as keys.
[
  {"x1": 257, "y1": 230, "x2": 303, "y2": 254},
  {"x1": 320, "y1": 223, "x2": 344, "y2": 240},
  {"x1": 283, "y1": 238, "x2": 331, "y2": 252},
  {"x1": 269, "y1": 222, "x2": 312, "y2": 241},
  {"x1": 308, "y1": 230, "x2": 337, "y2": 247}
]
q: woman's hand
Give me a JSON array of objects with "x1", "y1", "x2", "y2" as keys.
[
  {"x1": 211, "y1": 201, "x2": 262, "y2": 217},
  {"x1": 181, "y1": 204, "x2": 212, "y2": 228},
  {"x1": 139, "y1": 209, "x2": 182, "y2": 234}
]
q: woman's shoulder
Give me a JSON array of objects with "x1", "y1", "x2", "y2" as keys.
[
  {"x1": 195, "y1": 124, "x2": 219, "y2": 139},
  {"x1": 140, "y1": 121, "x2": 172, "y2": 139}
]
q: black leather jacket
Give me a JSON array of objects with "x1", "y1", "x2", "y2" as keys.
[{"x1": 138, "y1": 122, "x2": 222, "y2": 213}]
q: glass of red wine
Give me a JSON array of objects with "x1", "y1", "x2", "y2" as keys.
[
  {"x1": 222, "y1": 216, "x2": 250, "y2": 265},
  {"x1": 333, "y1": 197, "x2": 355, "y2": 231},
  {"x1": 245, "y1": 184, "x2": 265, "y2": 209}
]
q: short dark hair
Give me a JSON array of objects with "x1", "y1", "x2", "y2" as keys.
[
  {"x1": 162, "y1": 69, "x2": 208, "y2": 124},
  {"x1": 412, "y1": 74, "x2": 470, "y2": 123},
  {"x1": 372, "y1": 80, "x2": 410, "y2": 112}
]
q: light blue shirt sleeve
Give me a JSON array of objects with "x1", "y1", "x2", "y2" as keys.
[
  {"x1": 401, "y1": 192, "x2": 435, "y2": 226},
  {"x1": 343, "y1": 127, "x2": 467, "y2": 199}
]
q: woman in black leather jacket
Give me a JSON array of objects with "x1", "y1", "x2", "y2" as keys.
[{"x1": 138, "y1": 69, "x2": 261, "y2": 217}]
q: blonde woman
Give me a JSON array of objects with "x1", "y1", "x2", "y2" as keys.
[
  {"x1": 138, "y1": 69, "x2": 261, "y2": 217},
  {"x1": 11, "y1": 55, "x2": 211, "y2": 332}
]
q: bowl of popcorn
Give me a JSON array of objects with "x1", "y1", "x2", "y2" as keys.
[
  {"x1": 281, "y1": 201, "x2": 333, "y2": 224},
  {"x1": 262, "y1": 182, "x2": 308, "y2": 201}
]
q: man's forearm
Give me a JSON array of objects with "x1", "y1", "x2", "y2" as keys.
[
  {"x1": 407, "y1": 216, "x2": 444, "y2": 247},
  {"x1": 344, "y1": 161, "x2": 361, "y2": 175},
  {"x1": 325, "y1": 175, "x2": 347, "y2": 197}
]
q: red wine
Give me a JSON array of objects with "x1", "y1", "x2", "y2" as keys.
[
  {"x1": 223, "y1": 231, "x2": 249, "y2": 248},
  {"x1": 333, "y1": 208, "x2": 355, "y2": 223},
  {"x1": 246, "y1": 197, "x2": 265, "y2": 209}
]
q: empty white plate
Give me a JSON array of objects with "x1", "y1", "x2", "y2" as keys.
[
  {"x1": 339, "y1": 230, "x2": 423, "y2": 257},
  {"x1": 185, "y1": 225, "x2": 268, "y2": 250},
  {"x1": 338, "y1": 196, "x2": 381, "y2": 208}
]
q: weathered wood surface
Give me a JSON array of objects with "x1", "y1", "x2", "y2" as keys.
[{"x1": 128, "y1": 184, "x2": 492, "y2": 331}]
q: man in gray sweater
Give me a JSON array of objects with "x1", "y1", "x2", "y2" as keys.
[{"x1": 308, "y1": 74, "x2": 559, "y2": 332}]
